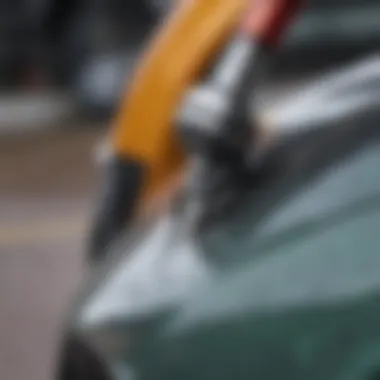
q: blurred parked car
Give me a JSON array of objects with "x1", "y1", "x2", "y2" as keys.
[
  {"x1": 68, "y1": 0, "x2": 380, "y2": 117},
  {"x1": 1, "y1": 0, "x2": 379, "y2": 116}
]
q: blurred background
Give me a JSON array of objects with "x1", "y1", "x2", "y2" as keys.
[{"x1": 0, "y1": 0, "x2": 380, "y2": 379}]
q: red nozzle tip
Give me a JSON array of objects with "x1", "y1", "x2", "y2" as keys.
[{"x1": 240, "y1": 0, "x2": 302, "y2": 46}]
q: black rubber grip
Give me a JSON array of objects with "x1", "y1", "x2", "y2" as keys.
[{"x1": 88, "y1": 156, "x2": 145, "y2": 261}]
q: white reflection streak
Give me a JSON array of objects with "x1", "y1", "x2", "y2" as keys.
[{"x1": 265, "y1": 55, "x2": 380, "y2": 134}]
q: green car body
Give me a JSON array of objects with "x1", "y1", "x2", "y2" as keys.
[{"x1": 59, "y1": 62, "x2": 380, "y2": 380}]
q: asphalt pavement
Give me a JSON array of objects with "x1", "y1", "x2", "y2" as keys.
[{"x1": 0, "y1": 128, "x2": 101, "y2": 380}]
